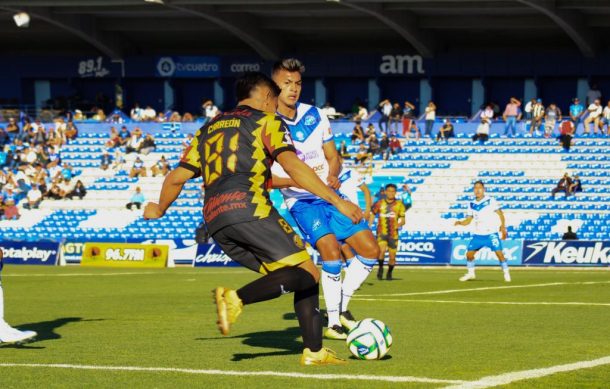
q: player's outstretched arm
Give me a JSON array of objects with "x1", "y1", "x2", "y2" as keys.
[
  {"x1": 270, "y1": 174, "x2": 298, "y2": 189},
  {"x1": 276, "y1": 151, "x2": 362, "y2": 223},
  {"x1": 496, "y1": 209, "x2": 507, "y2": 239},
  {"x1": 454, "y1": 216, "x2": 473, "y2": 227},
  {"x1": 144, "y1": 166, "x2": 195, "y2": 220}
]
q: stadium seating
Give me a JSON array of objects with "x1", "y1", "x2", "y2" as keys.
[{"x1": 1, "y1": 128, "x2": 608, "y2": 242}]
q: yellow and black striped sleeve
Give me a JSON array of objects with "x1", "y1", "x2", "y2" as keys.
[{"x1": 178, "y1": 129, "x2": 202, "y2": 178}]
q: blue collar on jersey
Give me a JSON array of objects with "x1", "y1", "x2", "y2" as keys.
[
  {"x1": 470, "y1": 197, "x2": 490, "y2": 211},
  {"x1": 277, "y1": 102, "x2": 300, "y2": 122},
  {"x1": 279, "y1": 104, "x2": 322, "y2": 143}
]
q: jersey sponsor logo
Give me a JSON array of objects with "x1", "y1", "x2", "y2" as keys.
[
  {"x1": 203, "y1": 191, "x2": 248, "y2": 222},
  {"x1": 304, "y1": 115, "x2": 316, "y2": 126},
  {"x1": 194, "y1": 244, "x2": 236, "y2": 266},
  {"x1": 524, "y1": 241, "x2": 610, "y2": 265}
]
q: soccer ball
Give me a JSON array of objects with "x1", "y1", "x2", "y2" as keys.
[{"x1": 346, "y1": 318, "x2": 392, "y2": 360}]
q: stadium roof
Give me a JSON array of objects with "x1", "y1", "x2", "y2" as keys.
[{"x1": 0, "y1": 0, "x2": 609, "y2": 60}]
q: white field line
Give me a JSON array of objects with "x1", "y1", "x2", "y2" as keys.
[
  {"x1": 352, "y1": 298, "x2": 610, "y2": 307},
  {"x1": 444, "y1": 355, "x2": 610, "y2": 389},
  {"x1": 355, "y1": 280, "x2": 610, "y2": 298},
  {"x1": 0, "y1": 363, "x2": 465, "y2": 385}
]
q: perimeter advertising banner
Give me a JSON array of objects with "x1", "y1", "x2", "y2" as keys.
[
  {"x1": 450, "y1": 239, "x2": 523, "y2": 266},
  {"x1": 522, "y1": 240, "x2": 610, "y2": 266},
  {"x1": 393, "y1": 239, "x2": 451, "y2": 265},
  {"x1": 81, "y1": 243, "x2": 168, "y2": 268},
  {"x1": 0, "y1": 240, "x2": 60, "y2": 266}
]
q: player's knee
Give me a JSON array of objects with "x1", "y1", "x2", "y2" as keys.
[
  {"x1": 316, "y1": 241, "x2": 342, "y2": 260},
  {"x1": 466, "y1": 251, "x2": 475, "y2": 261},
  {"x1": 298, "y1": 260, "x2": 320, "y2": 283},
  {"x1": 358, "y1": 239, "x2": 380, "y2": 259}
]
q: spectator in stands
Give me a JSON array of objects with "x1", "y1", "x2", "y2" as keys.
[
  {"x1": 61, "y1": 163, "x2": 73, "y2": 181},
  {"x1": 139, "y1": 133, "x2": 156, "y2": 155},
  {"x1": 403, "y1": 119, "x2": 420, "y2": 141},
  {"x1": 100, "y1": 150, "x2": 112, "y2": 170},
  {"x1": 58, "y1": 178, "x2": 75, "y2": 199},
  {"x1": 390, "y1": 102, "x2": 402, "y2": 133},
  {"x1": 0, "y1": 127, "x2": 8, "y2": 148},
  {"x1": 129, "y1": 156, "x2": 147, "y2": 178},
  {"x1": 569, "y1": 174, "x2": 582, "y2": 195},
  {"x1": 599, "y1": 100, "x2": 610, "y2": 135},
  {"x1": 23, "y1": 184, "x2": 42, "y2": 209},
  {"x1": 203, "y1": 99, "x2": 220, "y2": 123},
  {"x1": 399, "y1": 183, "x2": 413, "y2": 211},
  {"x1": 142, "y1": 106, "x2": 157, "y2": 122},
  {"x1": 92, "y1": 108, "x2": 106, "y2": 122},
  {"x1": 472, "y1": 118, "x2": 490, "y2": 143},
  {"x1": 156, "y1": 111, "x2": 167, "y2": 123},
  {"x1": 557, "y1": 120, "x2": 575, "y2": 151},
  {"x1": 365, "y1": 123, "x2": 377, "y2": 142},
  {"x1": 388, "y1": 134, "x2": 402, "y2": 156},
  {"x1": 2, "y1": 198, "x2": 19, "y2": 220},
  {"x1": 64, "y1": 120, "x2": 78, "y2": 142},
  {"x1": 45, "y1": 183, "x2": 62, "y2": 200},
  {"x1": 130, "y1": 103, "x2": 143, "y2": 121},
  {"x1": 355, "y1": 143, "x2": 370, "y2": 165},
  {"x1": 424, "y1": 101, "x2": 436, "y2": 138},
  {"x1": 403, "y1": 101, "x2": 416, "y2": 119},
  {"x1": 503, "y1": 97, "x2": 521, "y2": 137},
  {"x1": 481, "y1": 104, "x2": 494, "y2": 121},
  {"x1": 151, "y1": 155, "x2": 170, "y2": 177},
  {"x1": 379, "y1": 133, "x2": 390, "y2": 160},
  {"x1": 523, "y1": 98, "x2": 535, "y2": 131},
  {"x1": 73, "y1": 110, "x2": 85, "y2": 121},
  {"x1": 368, "y1": 134, "x2": 381, "y2": 156},
  {"x1": 350, "y1": 122, "x2": 364, "y2": 144},
  {"x1": 544, "y1": 103, "x2": 562, "y2": 138},
  {"x1": 125, "y1": 127, "x2": 144, "y2": 154},
  {"x1": 111, "y1": 149, "x2": 125, "y2": 171},
  {"x1": 106, "y1": 127, "x2": 121, "y2": 149},
  {"x1": 551, "y1": 173, "x2": 572, "y2": 198},
  {"x1": 587, "y1": 83, "x2": 602, "y2": 105},
  {"x1": 126, "y1": 187, "x2": 145, "y2": 210},
  {"x1": 321, "y1": 102, "x2": 339, "y2": 119},
  {"x1": 182, "y1": 112, "x2": 194, "y2": 122},
  {"x1": 530, "y1": 99, "x2": 545, "y2": 135},
  {"x1": 353, "y1": 104, "x2": 368, "y2": 121},
  {"x1": 337, "y1": 140, "x2": 350, "y2": 159},
  {"x1": 118, "y1": 126, "x2": 130, "y2": 145},
  {"x1": 569, "y1": 98, "x2": 585, "y2": 132},
  {"x1": 69, "y1": 180, "x2": 87, "y2": 200},
  {"x1": 562, "y1": 226, "x2": 578, "y2": 240},
  {"x1": 168, "y1": 111, "x2": 182, "y2": 122},
  {"x1": 583, "y1": 98, "x2": 602, "y2": 135},
  {"x1": 436, "y1": 118, "x2": 454, "y2": 142},
  {"x1": 6, "y1": 118, "x2": 19, "y2": 136},
  {"x1": 378, "y1": 99, "x2": 392, "y2": 134}
]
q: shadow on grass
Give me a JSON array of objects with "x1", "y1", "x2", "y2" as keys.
[{"x1": 1, "y1": 317, "x2": 105, "y2": 349}]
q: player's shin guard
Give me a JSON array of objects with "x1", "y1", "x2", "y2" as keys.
[
  {"x1": 321, "y1": 260, "x2": 342, "y2": 327},
  {"x1": 294, "y1": 283, "x2": 322, "y2": 352},
  {"x1": 341, "y1": 256, "x2": 376, "y2": 312},
  {"x1": 236, "y1": 266, "x2": 317, "y2": 305}
]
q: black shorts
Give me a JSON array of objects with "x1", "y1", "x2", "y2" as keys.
[
  {"x1": 377, "y1": 234, "x2": 398, "y2": 250},
  {"x1": 211, "y1": 211, "x2": 310, "y2": 274}
]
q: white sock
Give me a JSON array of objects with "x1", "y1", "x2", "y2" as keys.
[
  {"x1": 467, "y1": 260, "x2": 476, "y2": 275},
  {"x1": 321, "y1": 268, "x2": 342, "y2": 327},
  {"x1": 341, "y1": 256, "x2": 375, "y2": 313},
  {"x1": 0, "y1": 284, "x2": 10, "y2": 329}
]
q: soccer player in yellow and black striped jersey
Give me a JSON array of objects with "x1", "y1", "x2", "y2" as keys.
[
  {"x1": 144, "y1": 72, "x2": 362, "y2": 366},
  {"x1": 370, "y1": 183, "x2": 406, "y2": 280}
]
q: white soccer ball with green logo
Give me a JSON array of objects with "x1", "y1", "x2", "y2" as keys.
[{"x1": 346, "y1": 318, "x2": 392, "y2": 360}]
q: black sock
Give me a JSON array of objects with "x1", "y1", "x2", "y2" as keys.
[
  {"x1": 377, "y1": 260, "x2": 384, "y2": 272},
  {"x1": 388, "y1": 265, "x2": 395, "y2": 275},
  {"x1": 294, "y1": 284, "x2": 322, "y2": 352},
  {"x1": 236, "y1": 267, "x2": 316, "y2": 305}
]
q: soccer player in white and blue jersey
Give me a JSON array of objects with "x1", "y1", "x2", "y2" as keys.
[
  {"x1": 271, "y1": 59, "x2": 380, "y2": 340},
  {"x1": 454, "y1": 181, "x2": 511, "y2": 282}
]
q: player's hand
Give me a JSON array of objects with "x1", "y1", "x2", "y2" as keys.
[
  {"x1": 327, "y1": 175, "x2": 341, "y2": 190},
  {"x1": 143, "y1": 202, "x2": 164, "y2": 220},
  {"x1": 364, "y1": 210, "x2": 371, "y2": 221},
  {"x1": 500, "y1": 226, "x2": 507, "y2": 240},
  {"x1": 454, "y1": 220, "x2": 462, "y2": 226},
  {"x1": 336, "y1": 199, "x2": 363, "y2": 224}
]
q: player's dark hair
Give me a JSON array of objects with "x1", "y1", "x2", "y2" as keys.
[
  {"x1": 473, "y1": 180, "x2": 485, "y2": 187},
  {"x1": 235, "y1": 72, "x2": 281, "y2": 101},
  {"x1": 385, "y1": 183, "x2": 397, "y2": 190},
  {"x1": 272, "y1": 58, "x2": 305, "y2": 75}
]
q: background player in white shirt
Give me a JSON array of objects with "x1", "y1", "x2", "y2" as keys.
[
  {"x1": 271, "y1": 59, "x2": 379, "y2": 340},
  {"x1": 454, "y1": 181, "x2": 511, "y2": 282}
]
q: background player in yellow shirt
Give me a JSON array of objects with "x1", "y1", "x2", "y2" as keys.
[{"x1": 370, "y1": 183, "x2": 406, "y2": 280}]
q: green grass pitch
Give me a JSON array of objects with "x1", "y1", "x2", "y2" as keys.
[{"x1": 0, "y1": 265, "x2": 609, "y2": 388}]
